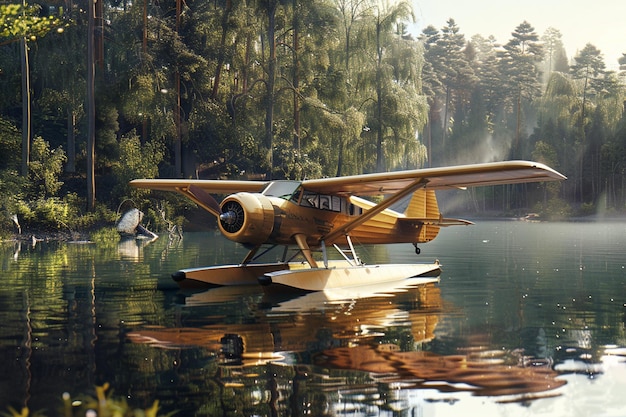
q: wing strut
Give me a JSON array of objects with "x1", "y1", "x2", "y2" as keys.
[
  {"x1": 322, "y1": 178, "x2": 429, "y2": 245},
  {"x1": 240, "y1": 244, "x2": 262, "y2": 265},
  {"x1": 332, "y1": 235, "x2": 361, "y2": 266},
  {"x1": 294, "y1": 234, "x2": 318, "y2": 268}
]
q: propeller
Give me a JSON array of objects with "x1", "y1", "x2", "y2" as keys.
[
  {"x1": 188, "y1": 185, "x2": 221, "y2": 216},
  {"x1": 219, "y1": 200, "x2": 245, "y2": 233},
  {"x1": 187, "y1": 185, "x2": 248, "y2": 235}
]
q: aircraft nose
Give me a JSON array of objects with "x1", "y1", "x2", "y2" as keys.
[{"x1": 220, "y1": 211, "x2": 236, "y2": 225}]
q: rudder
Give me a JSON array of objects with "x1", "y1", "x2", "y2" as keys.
[{"x1": 404, "y1": 189, "x2": 441, "y2": 242}]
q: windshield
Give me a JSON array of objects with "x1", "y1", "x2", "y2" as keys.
[{"x1": 261, "y1": 181, "x2": 302, "y2": 200}]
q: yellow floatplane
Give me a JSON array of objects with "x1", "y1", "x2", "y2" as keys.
[{"x1": 130, "y1": 160, "x2": 565, "y2": 290}]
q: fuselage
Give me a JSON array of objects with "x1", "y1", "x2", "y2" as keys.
[{"x1": 217, "y1": 180, "x2": 439, "y2": 248}]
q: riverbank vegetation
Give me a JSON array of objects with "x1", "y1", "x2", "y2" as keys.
[
  {"x1": 2, "y1": 383, "x2": 165, "y2": 417},
  {"x1": 1, "y1": 0, "x2": 625, "y2": 238}
]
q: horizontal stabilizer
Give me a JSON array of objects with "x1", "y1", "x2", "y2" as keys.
[{"x1": 398, "y1": 216, "x2": 474, "y2": 227}]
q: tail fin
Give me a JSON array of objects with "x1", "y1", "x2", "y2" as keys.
[
  {"x1": 404, "y1": 189, "x2": 440, "y2": 219},
  {"x1": 402, "y1": 190, "x2": 473, "y2": 243},
  {"x1": 404, "y1": 189, "x2": 441, "y2": 242}
]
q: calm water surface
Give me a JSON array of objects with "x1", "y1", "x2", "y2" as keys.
[{"x1": 1, "y1": 221, "x2": 625, "y2": 416}]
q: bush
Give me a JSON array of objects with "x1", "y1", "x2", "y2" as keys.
[
  {"x1": 579, "y1": 202, "x2": 595, "y2": 217},
  {"x1": 111, "y1": 130, "x2": 164, "y2": 203},
  {"x1": 0, "y1": 118, "x2": 20, "y2": 171},
  {"x1": 33, "y1": 197, "x2": 75, "y2": 228},
  {"x1": 89, "y1": 226, "x2": 120, "y2": 246},
  {"x1": 0, "y1": 169, "x2": 29, "y2": 207},
  {"x1": 533, "y1": 197, "x2": 573, "y2": 220},
  {"x1": 28, "y1": 136, "x2": 66, "y2": 198},
  {"x1": 6, "y1": 193, "x2": 117, "y2": 235},
  {"x1": 11, "y1": 199, "x2": 36, "y2": 224}
]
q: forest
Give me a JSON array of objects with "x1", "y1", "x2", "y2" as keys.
[{"x1": 1, "y1": 0, "x2": 626, "y2": 237}]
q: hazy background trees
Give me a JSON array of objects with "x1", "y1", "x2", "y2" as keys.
[{"x1": 1, "y1": 0, "x2": 626, "y2": 234}]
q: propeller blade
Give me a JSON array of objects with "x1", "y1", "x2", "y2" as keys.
[{"x1": 188, "y1": 185, "x2": 221, "y2": 216}]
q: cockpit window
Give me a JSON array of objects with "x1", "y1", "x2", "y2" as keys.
[
  {"x1": 301, "y1": 191, "x2": 342, "y2": 212},
  {"x1": 261, "y1": 181, "x2": 302, "y2": 200}
]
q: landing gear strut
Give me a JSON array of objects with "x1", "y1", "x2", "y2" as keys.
[{"x1": 413, "y1": 243, "x2": 421, "y2": 255}]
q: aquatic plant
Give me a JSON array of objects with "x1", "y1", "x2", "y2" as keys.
[
  {"x1": 2, "y1": 383, "x2": 173, "y2": 417},
  {"x1": 90, "y1": 227, "x2": 121, "y2": 246}
]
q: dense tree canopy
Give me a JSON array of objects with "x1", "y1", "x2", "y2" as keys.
[{"x1": 1, "y1": 0, "x2": 626, "y2": 233}]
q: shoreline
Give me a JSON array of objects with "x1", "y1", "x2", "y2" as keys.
[
  {"x1": 4, "y1": 213, "x2": 625, "y2": 244},
  {"x1": 2, "y1": 230, "x2": 93, "y2": 244}
]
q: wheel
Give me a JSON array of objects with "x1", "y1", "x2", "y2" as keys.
[{"x1": 415, "y1": 246, "x2": 421, "y2": 255}]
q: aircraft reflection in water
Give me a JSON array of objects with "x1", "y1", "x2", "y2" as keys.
[{"x1": 127, "y1": 281, "x2": 566, "y2": 413}]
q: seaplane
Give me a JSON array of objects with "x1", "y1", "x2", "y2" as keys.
[{"x1": 130, "y1": 160, "x2": 565, "y2": 291}]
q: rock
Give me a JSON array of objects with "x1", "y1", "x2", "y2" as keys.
[{"x1": 117, "y1": 208, "x2": 143, "y2": 235}]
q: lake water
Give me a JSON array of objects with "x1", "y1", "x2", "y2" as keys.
[{"x1": 1, "y1": 221, "x2": 625, "y2": 416}]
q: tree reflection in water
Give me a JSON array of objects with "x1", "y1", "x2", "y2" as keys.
[{"x1": 3, "y1": 224, "x2": 626, "y2": 416}]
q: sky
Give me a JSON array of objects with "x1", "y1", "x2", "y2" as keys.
[{"x1": 410, "y1": 0, "x2": 626, "y2": 70}]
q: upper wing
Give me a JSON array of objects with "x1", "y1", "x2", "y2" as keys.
[
  {"x1": 129, "y1": 160, "x2": 565, "y2": 198},
  {"x1": 301, "y1": 160, "x2": 565, "y2": 196},
  {"x1": 129, "y1": 179, "x2": 269, "y2": 217},
  {"x1": 129, "y1": 179, "x2": 268, "y2": 194}
]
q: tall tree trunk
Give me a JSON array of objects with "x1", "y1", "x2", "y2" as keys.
[
  {"x1": 174, "y1": 0, "x2": 182, "y2": 177},
  {"x1": 579, "y1": 74, "x2": 588, "y2": 202},
  {"x1": 86, "y1": 0, "x2": 96, "y2": 210},
  {"x1": 265, "y1": 2, "x2": 278, "y2": 177},
  {"x1": 336, "y1": 138, "x2": 344, "y2": 177},
  {"x1": 211, "y1": 0, "x2": 232, "y2": 100},
  {"x1": 425, "y1": 112, "x2": 432, "y2": 167},
  {"x1": 375, "y1": 17, "x2": 384, "y2": 172},
  {"x1": 441, "y1": 84, "x2": 450, "y2": 162},
  {"x1": 142, "y1": 0, "x2": 147, "y2": 54},
  {"x1": 66, "y1": 108, "x2": 76, "y2": 172},
  {"x1": 174, "y1": 70, "x2": 182, "y2": 177},
  {"x1": 95, "y1": 0, "x2": 104, "y2": 68},
  {"x1": 344, "y1": 23, "x2": 351, "y2": 74},
  {"x1": 515, "y1": 90, "x2": 521, "y2": 158},
  {"x1": 20, "y1": 37, "x2": 30, "y2": 177},
  {"x1": 243, "y1": 30, "x2": 252, "y2": 93},
  {"x1": 292, "y1": 0, "x2": 301, "y2": 177}
]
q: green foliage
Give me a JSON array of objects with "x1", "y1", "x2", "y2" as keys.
[
  {"x1": 540, "y1": 72, "x2": 578, "y2": 125},
  {"x1": 1, "y1": 383, "x2": 170, "y2": 417},
  {"x1": 579, "y1": 202, "x2": 596, "y2": 216},
  {"x1": 533, "y1": 197, "x2": 573, "y2": 220},
  {"x1": 0, "y1": 169, "x2": 28, "y2": 235},
  {"x1": 0, "y1": 169, "x2": 27, "y2": 204},
  {"x1": 28, "y1": 136, "x2": 66, "y2": 197},
  {"x1": 0, "y1": 406, "x2": 46, "y2": 417},
  {"x1": 111, "y1": 130, "x2": 164, "y2": 202},
  {"x1": 0, "y1": 3, "x2": 66, "y2": 43},
  {"x1": 3, "y1": 188, "x2": 116, "y2": 234},
  {"x1": 95, "y1": 104, "x2": 121, "y2": 169},
  {"x1": 90, "y1": 226, "x2": 120, "y2": 246},
  {"x1": 532, "y1": 140, "x2": 558, "y2": 168},
  {"x1": 34, "y1": 197, "x2": 72, "y2": 228},
  {"x1": 0, "y1": 117, "x2": 20, "y2": 170},
  {"x1": 10, "y1": 196, "x2": 79, "y2": 232},
  {"x1": 70, "y1": 201, "x2": 117, "y2": 231},
  {"x1": 186, "y1": 101, "x2": 262, "y2": 178},
  {"x1": 142, "y1": 199, "x2": 187, "y2": 233},
  {"x1": 2, "y1": 0, "x2": 626, "y2": 222},
  {"x1": 532, "y1": 140, "x2": 562, "y2": 199}
]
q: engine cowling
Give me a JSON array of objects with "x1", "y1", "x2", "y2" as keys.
[{"x1": 218, "y1": 193, "x2": 275, "y2": 244}]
